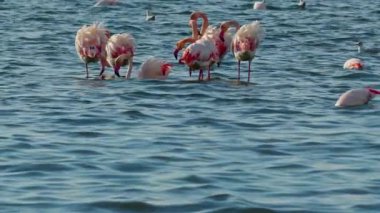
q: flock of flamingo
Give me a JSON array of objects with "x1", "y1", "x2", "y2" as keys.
[{"x1": 75, "y1": 0, "x2": 380, "y2": 108}]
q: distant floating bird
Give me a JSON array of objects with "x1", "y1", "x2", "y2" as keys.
[
  {"x1": 356, "y1": 41, "x2": 380, "y2": 54},
  {"x1": 75, "y1": 23, "x2": 110, "y2": 78},
  {"x1": 253, "y1": 0, "x2": 267, "y2": 10},
  {"x1": 335, "y1": 88, "x2": 380, "y2": 107},
  {"x1": 138, "y1": 58, "x2": 172, "y2": 80},
  {"x1": 94, "y1": 0, "x2": 118, "y2": 7},
  {"x1": 105, "y1": 33, "x2": 135, "y2": 79},
  {"x1": 343, "y1": 58, "x2": 364, "y2": 70},
  {"x1": 298, "y1": 0, "x2": 306, "y2": 9},
  {"x1": 145, "y1": 10, "x2": 155, "y2": 21},
  {"x1": 232, "y1": 21, "x2": 264, "y2": 82}
]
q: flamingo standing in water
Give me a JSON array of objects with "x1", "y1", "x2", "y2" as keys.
[
  {"x1": 335, "y1": 88, "x2": 380, "y2": 107},
  {"x1": 138, "y1": 58, "x2": 172, "y2": 80},
  {"x1": 75, "y1": 23, "x2": 110, "y2": 78},
  {"x1": 105, "y1": 33, "x2": 135, "y2": 79},
  {"x1": 94, "y1": 0, "x2": 117, "y2": 7},
  {"x1": 253, "y1": 1, "x2": 267, "y2": 10},
  {"x1": 232, "y1": 21, "x2": 264, "y2": 82},
  {"x1": 214, "y1": 20, "x2": 240, "y2": 66},
  {"x1": 343, "y1": 58, "x2": 364, "y2": 70},
  {"x1": 174, "y1": 36, "x2": 218, "y2": 81}
]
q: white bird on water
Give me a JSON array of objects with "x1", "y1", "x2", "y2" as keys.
[
  {"x1": 94, "y1": 0, "x2": 118, "y2": 7},
  {"x1": 356, "y1": 41, "x2": 380, "y2": 54},
  {"x1": 298, "y1": 0, "x2": 306, "y2": 9},
  {"x1": 253, "y1": 0, "x2": 266, "y2": 10},
  {"x1": 145, "y1": 10, "x2": 155, "y2": 21},
  {"x1": 335, "y1": 88, "x2": 380, "y2": 107}
]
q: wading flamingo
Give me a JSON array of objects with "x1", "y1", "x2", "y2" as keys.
[
  {"x1": 94, "y1": 0, "x2": 117, "y2": 7},
  {"x1": 174, "y1": 37, "x2": 218, "y2": 81},
  {"x1": 253, "y1": 1, "x2": 266, "y2": 10},
  {"x1": 75, "y1": 23, "x2": 110, "y2": 78},
  {"x1": 138, "y1": 58, "x2": 172, "y2": 80},
  {"x1": 105, "y1": 33, "x2": 135, "y2": 79},
  {"x1": 298, "y1": 0, "x2": 306, "y2": 9},
  {"x1": 335, "y1": 88, "x2": 380, "y2": 107},
  {"x1": 343, "y1": 58, "x2": 364, "y2": 70},
  {"x1": 232, "y1": 21, "x2": 264, "y2": 82},
  {"x1": 215, "y1": 20, "x2": 240, "y2": 66}
]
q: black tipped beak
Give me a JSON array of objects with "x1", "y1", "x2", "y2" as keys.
[
  {"x1": 114, "y1": 70, "x2": 121, "y2": 77},
  {"x1": 173, "y1": 49, "x2": 179, "y2": 60}
]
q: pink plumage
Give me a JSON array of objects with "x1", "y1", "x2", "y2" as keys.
[
  {"x1": 75, "y1": 23, "x2": 110, "y2": 78},
  {"x1": 232, "y1": 21, "x2": 264, "y2": 82},
  {"x1": 343, "y1": 58, "x2": 364, "y2": 70},
  {"x1": 179, "y1": 37, "x2": 219, "y2": 81},
  {"x1": 105, "y1": 33, "x2": 135, "y2": 79},
  {"x1": 138, "y1": 58, "x2": 172, "y2": 80},
  {"x1": 335, "y1": 88, "x2": 380, "y2": 107}
]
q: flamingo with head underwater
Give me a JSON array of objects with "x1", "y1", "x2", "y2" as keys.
[
  {"x1": 75, "y1": 23, "x2": 110, "y2": 78},
  {"x1": 231, "y1": 21, "x2": 264, "y2": 82},
  {"x1": 343, "y1": 58, "x2": 364, "y2": 70},
  {"x1": 253, "y1": 0, "x2": 267, "y2": 10},
  {"x1": 138, "y1": 57, "x2": 172, "y2": 80},
  {"x1": 105, "y1": 33, "x2": 135, "y2": 79},
  {"x1": 335, "y1": 88, "x2": 380, "y2": 107}
]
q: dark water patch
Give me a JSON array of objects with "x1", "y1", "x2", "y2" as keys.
[
  {"x1": 209, "y1": 207, "x2": 277, "y2": 213},
  {"x1": 205, "y1": 193, "x2": 231, "y2": 201},
  {"x1": 7, "y1": 163, "x2": 74, "y2": 173},
  {"x1": 110, "y1": 162, "x2": 156, "y2": 173},
  {"x1": 179, "y1": 175, "x2": 212, "y2": 184},
  {"x1": 90, "y1": 200, "x2": 156, "y2": 212}
]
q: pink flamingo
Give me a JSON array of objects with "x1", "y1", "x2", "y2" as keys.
[
  {"x1": 232, "y1": 21, "x2": 264, "y2": 82},
  {"x1": 75, "y1": 23, "x2": 110, "y2": 78},
  {"x1": 253, "y1": 1, "x2": 267, "y2": 10},
  {"x1": 174, "y1": 37, "x2": 218, "y2": 81},
  {"x1": 105, "y1": 33, "x2": 135, "y2": 79},
  {"x1": 335, "y1": 88, "x2": 380, "y2": 107},
  {"x1": 343, "y1": 58, "x2": 364, "y2": 70},
  {"x1": 138, "y1": 58, "x2": 172, "y2": 80},
  {"x1": 215, "y1": 20, "x2": 240, "y2": 66},
  {"x1": 189, "y1": 11, "x2": 209, "y2": 39},
  {"x1": 94, "y1": 0, "x2": 118, "y2": 7}
]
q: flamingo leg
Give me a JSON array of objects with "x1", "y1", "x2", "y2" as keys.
[
  {"x1": 207, "y1": 65, "x2": 211, "y2": 81},
  {"x1": 248, "y1": 60, "x2": 251, "y2": 83},
  {"x1": 189, "y1": 67, "x2": 192, "y2": 77},
  {"x1": 85, "y1": 63, "x2": 89, "y2": 78},
  {"x1": 237, "y1": 60, "x2": 240, "y2": 81},
  {"x1": 198, "y1": 69, "x2": 203, "y2": 81},
  {"x1": 99, "y1": 65, "x2": 105, "y2": 77}
]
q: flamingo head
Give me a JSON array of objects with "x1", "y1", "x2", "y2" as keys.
[
  {"x1": 173, "y1": 41, "x2": 185, "y2": 60},
  {"x1": 83, "y1": 44, "x2": 101, "y2": 59}
]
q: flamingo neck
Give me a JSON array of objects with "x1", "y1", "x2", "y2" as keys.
[{"x1": 190, "y1": 12, "x2": 209, "y2": 38}]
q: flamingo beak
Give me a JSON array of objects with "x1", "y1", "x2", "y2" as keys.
[
  {"x1": 173, "y1": 48, "x2": 179, "y2": 60},
  {"x1": 219, "y1": 31, "x2": 225, "y2": 42},
  {"x1": 114, "y1": 66, "x2": 121, "y2": 77}
]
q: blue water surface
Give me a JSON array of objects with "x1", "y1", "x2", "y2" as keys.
[{"x1": 1, "y1": 0, "x2": 380, "y2": 212}]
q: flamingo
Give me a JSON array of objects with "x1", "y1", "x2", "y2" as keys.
[
  {"x1": 343, "y1": 58, "x2": 364, "y2": 70},
  {"x1": 75, "y1": 23, "x2": 110, "y2": 78},
  {"x1": 105, "y1": 33, "x2": 135, "y2": 79},
  {"x1": 215, "y1": 20, "x2": 240, "y2": 66},
  {"x1": 174, "y1": 11, "x2": 211, "y2": 77},
  {"x1": 94, "y1": 0, "x2": 117, "y2": 7},
  {"x1": 232, "y1": 21, "x2": 264, "y2": 82},
  {"x1": 138, "y1": 58, "x2": 172, "y2": 80},
  {"x1": 356, "y1": 41, "x2": 380, "y2": 54},
  {"x1": 253, "y1": 1, "x2": 267, "y2": 10},
  {"x1": 335, "y1": 88, "x2": 380, "y2": 107},
  {"x1": 174, "y1": 37, "x2": 218, "y2": 81},
  {"x1": 298, "y1": 0, "x2": 306, "y2": 9}
]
